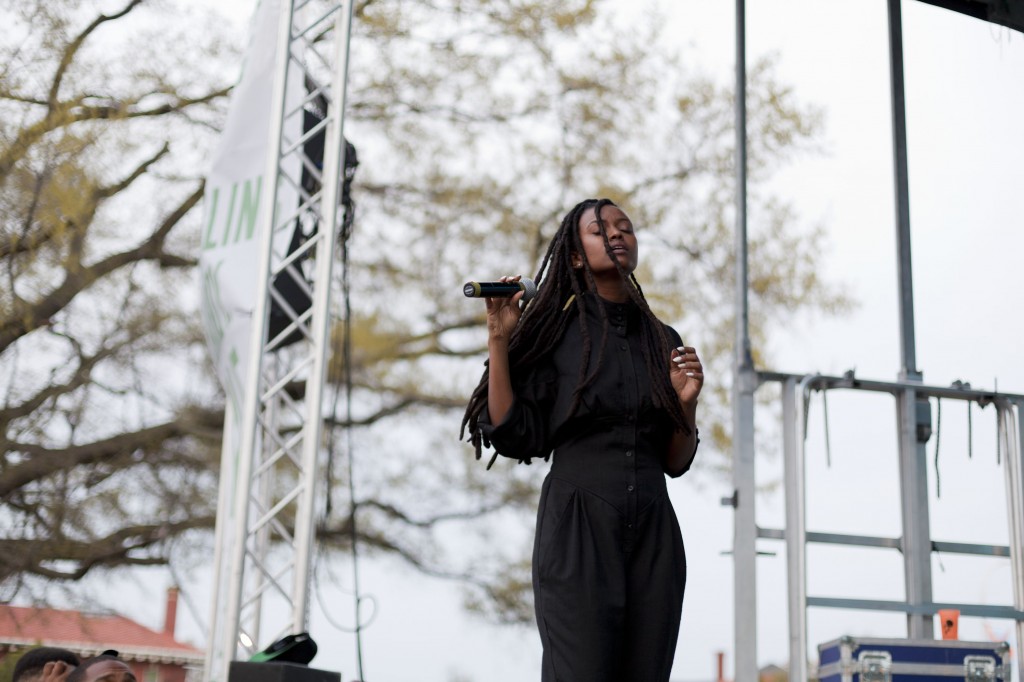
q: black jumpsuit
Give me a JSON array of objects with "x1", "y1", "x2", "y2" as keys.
[{"x1": 479, "y1": 294, "x2": 695, "y2": 682}]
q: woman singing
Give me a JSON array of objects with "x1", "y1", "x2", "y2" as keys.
[{"x1": 461, "y1": 198, "x2": 704, "y2": 681}]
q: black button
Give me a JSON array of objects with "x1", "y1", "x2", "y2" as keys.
[
  {"x1": 627, "y1": 485, "x2": 635, "y2": 492},
  {"x1": 627, "y1": 523, "x2": 633, "y2": 529},
  {"x1": 619, "y1": 344, "x2": 627, "y2": 351},
  {"x1": 625, "y1": 449, "x2": 633, "y2": 457},
  {"x1": 627, "y1": 414, "x2": 634, "y2": 423}
]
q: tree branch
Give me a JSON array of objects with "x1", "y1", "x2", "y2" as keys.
[
  {"x1": 0, "y1": 335, "x2": 130, "y2": 432},
  {"x1": 0, "y1": 407, "x2": 223, "y2": 498},
  {"x1": 47, "y1": 0, "x2": 145, "y2": 109},
  {"x1": 0, "y1": 516, "x2": 215, "y2": 582},
  {"x1": 94, "y1": 142, "x2": 170, "y2": 200},
  {"x1": 356, "y1": 499, "x2": 511, "y2": 528},
  {"x1": 319, "y1": 394, "x2": 465, "y2": 430},
  {"x1": 0, "y1": 173, "x2": 58, "y2": 259},
  {"x1": 0, "y1": 90, "x2": 47, "y2": 106},
  {"x1": 0, "y1": 182, "x2": 204, "y2": 352},
  {"x1": 318, "y1": 519, "x2": 486, "y2": 587},
  {"x1": 71, "y1": 87, "x2": 233, "y2": 123},
  {"x1": 0, "y1": 87, "x2": 230, "y2": 179}
]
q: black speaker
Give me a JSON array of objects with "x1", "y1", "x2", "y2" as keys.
[{"x1": 228, "y1": 662, "x2": 340, "y2": 682}]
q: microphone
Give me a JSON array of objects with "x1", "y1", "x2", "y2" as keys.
[{"x1": 463, "y1": 277, "x2": 538, "y2": 301}]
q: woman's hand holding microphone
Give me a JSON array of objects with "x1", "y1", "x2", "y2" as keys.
[{"x1": 485, "y1": 275, "x2": 525, "y2": 345}]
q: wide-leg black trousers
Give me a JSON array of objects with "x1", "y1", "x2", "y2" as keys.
[{"x1": 533, "y1": 474, "x2": 687, "y2": 682}]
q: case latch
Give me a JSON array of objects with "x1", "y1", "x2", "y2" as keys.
[
  {"x1": 964, "y1": 655, "x2": 996, "y2": 681},
  {"x1": 858, "y1": 650, "x2": 892, "y2": 682}
]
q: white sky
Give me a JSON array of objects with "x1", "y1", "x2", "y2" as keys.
[{"x1": 102, "y1": 1, "x2": 1024, "y2": 681}]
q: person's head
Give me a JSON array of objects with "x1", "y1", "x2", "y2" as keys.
[
  {"x1": 536, "y1": 198, "x2": 636, "y2": 299},
  {"x1": 65, "y1": 656, "x2": 135, "y2": 682},
  {"x1": 13, "y1": 647, "x2": 80, "y2": 682},
  {"x1": 569, "y1": 200, "x2": 639, "y2": 280}
]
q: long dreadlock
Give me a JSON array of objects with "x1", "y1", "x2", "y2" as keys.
[{"x1": 460, "y1": 198, "x2": 692, "y2": 466}]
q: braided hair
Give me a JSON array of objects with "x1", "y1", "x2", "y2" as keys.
[{"x1": 460, "y1": 198, "x2": 692, "y2": 467}]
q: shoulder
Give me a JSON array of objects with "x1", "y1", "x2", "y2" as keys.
[{"x1": 658, "y1": 321, "x2": 683, "y2": 347}]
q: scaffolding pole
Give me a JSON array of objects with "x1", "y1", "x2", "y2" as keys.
[
  {"x1": 206, "y1": 2, "x2": 354, "y2": 680},
  {"x1": 732, "y1": 1, "x2": 760, "y2": 681}
]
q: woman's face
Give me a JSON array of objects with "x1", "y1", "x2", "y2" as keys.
[{"x1": 575, "y1": 204, "x2": 638, "y2": 275}]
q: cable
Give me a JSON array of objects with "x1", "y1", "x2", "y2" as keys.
[
  {"x1": 340, "y1": 213, "x2": 366, "y2": 682},
  {"x1": 323, "y1": 139, "x2": 358, "y2": 515},
  {"x1": 312, "y1": 554, "x2": 379, "y2": 633}
]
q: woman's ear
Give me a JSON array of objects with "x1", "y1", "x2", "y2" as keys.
[{"x1": 571, "y1": 252, "x2": 583, "y2": 269}]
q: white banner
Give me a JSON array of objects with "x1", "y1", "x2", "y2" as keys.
[{"x1": 201, "y1": 0, "x2": 292, "y2": 426}]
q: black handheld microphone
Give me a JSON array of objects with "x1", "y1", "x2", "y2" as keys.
[{"x1": 463, "y1": 277, "x2": 538, "y2": 301}]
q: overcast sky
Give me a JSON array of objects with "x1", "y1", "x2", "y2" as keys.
[{"x1": 108, "y1": 1, "x2": 1024, "y2": 680}]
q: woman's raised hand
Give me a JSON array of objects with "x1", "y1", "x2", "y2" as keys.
[
  {"x1": 485, "y1": 275, "x2": 525, "y2": 344},
  {"x1": 670, "y1": 345, "x2": 704, "y2": 407}
]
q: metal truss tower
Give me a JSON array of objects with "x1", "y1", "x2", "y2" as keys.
[{"x1": 205, "y1": 2, "x2": 354, "y2": 680}]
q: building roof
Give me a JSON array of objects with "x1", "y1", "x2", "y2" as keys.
[{"x1": 0, "y1": 605, "x2": 204, "y2": 664}]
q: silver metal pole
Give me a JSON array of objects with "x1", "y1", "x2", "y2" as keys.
[
  {"x1": 290, "y1": 0, "x2": 356, "y2": 633},
  {"x1": 250, "y1": 375, "x2": 279, "y2": 646},
  {"x1": 204, "y1": 402, "x2": 236, "y2": 681},
  {"x1": 886, "y1": 0, "x2": 933, "y2": 639},
  {"x1": 895, "y1": 387, "x2": 934, "y2": 639},
  {"x1": 1001, "y1": 401, "x2": 1024, "y2": 678},
  {"x1": 783, "y1": 377, "x2": 807, "y2": 682},
  {"x1": 733, "y1": 0, "x2": 759, "y2": 679},
  {"x1": 733, "y1": 6, "x2": 749, "y2": 367},
  {"x1": 888, "y1": 0, "x2": 917, "y2": 376}
]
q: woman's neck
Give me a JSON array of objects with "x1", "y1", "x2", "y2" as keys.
[{"x1": 589, "y1": 274, "x2": 630, "y2": 303}]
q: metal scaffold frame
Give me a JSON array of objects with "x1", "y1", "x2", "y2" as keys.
[
  {"x1": 205, "y1": 2, "x2": 354, "y2": 680},
  {"x1": 730, "y1": 1, "x2": 1024, "y2": 680},
  {"x1": 765, "y1": 373, "x2": 1024, "y2": 682}
]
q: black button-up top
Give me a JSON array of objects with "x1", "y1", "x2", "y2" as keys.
[{"x1": 480, "y1": 293, "x2": 695, "y2": 518}]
